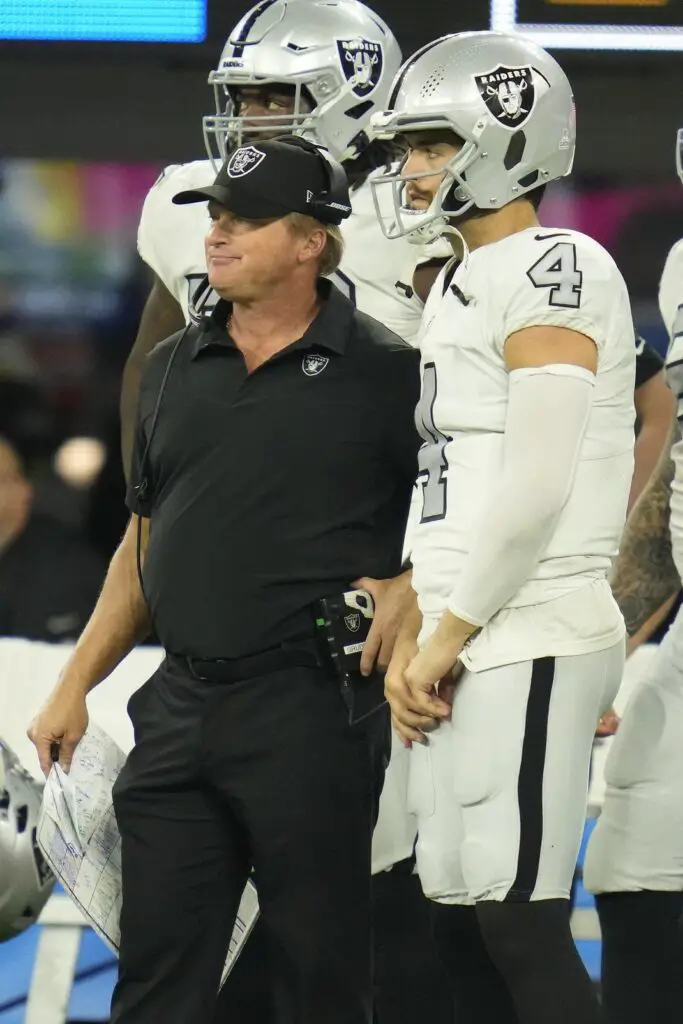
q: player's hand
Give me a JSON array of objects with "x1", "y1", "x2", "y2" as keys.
[
  {"x1": 354, "y1": 571, "x2": 414, "y2": 676},
  {"x1": 27, "y1": 684, "x2": 89, "y2": 777},
  {"x1": 385, "y1": 636, "x2": 443, "y2": 747},
  {"x1": 404, "y1": 610, "x2": 474, "y2": 719},
  {"x1": 596, "y1": 706, "x2": 620, "y2": 737}
]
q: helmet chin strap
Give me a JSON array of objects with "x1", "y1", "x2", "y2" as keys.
[{"x1": 402, "y1": 169, "x2": 472, "y2": 246}]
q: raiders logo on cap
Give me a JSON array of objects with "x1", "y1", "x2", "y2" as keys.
[
  {"x1": 474, "y1": 65, "x2": 535, "y2": 130},
  {"x1": 336, "y1": 37, "x2": 384, "y2": 98},
  {"x1": 226, "y1": 145, "x2": 267, "y2": 178}
]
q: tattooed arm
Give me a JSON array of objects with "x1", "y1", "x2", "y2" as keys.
[{"x1": 611, "y1": 414, "x2": 681, "y2": 655}]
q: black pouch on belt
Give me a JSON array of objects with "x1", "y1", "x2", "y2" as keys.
[{"x1": 315, "y1": 589, "x2": 386, "y2": 725}]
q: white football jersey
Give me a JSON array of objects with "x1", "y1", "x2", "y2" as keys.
[
  {"x1": 411, "y1": 227, "x2": 635, "y2": 671},
  {"x1": 660, "y1": 238, "x2": 683, "y2": 575},
  {"x1": 137, "y1": 160, "x2": 432, "y2": 343},
  {"x1": 659, "y1": 237, "x2": 683, "y2": 348}
]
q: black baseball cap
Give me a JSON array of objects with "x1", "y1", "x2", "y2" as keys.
[{"x1": 172, "y1": 138, "x2": 352, "y2": 226}]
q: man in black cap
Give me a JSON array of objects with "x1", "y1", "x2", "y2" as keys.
[{"x1": 28, "y1": 138, "x2": 422, "y2": 1024}]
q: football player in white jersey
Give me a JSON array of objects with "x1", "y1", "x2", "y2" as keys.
[
  {"x1": 373, "y1": 31, "x2": 635, "y2": 1024},
  {"x1": 121, "y1": 3, "x2": 453, "y2": 1023},
  {"x1": 583, "y1": 129, "x2": 683, "y2": 1024}
]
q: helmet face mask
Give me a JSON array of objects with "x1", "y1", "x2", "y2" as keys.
[
  {"x1": 202, "y1": 0, "x2": 402, "y2": 168},
  {"x1": 371, "y1": 119, "x2": 482, "y2": 245},
  {"x1": 369, "y1": 31, "x2": 577, "y2": 243},
  {"x1": 204, "y1": 81, "x2": 316, "y2": 165}
]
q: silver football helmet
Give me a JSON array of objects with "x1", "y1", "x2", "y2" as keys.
[
  {"x1": 370, "y1": 31, "x2": 576, "y2": 244},
  {"x1": 0, "y1": 741, "x2": 55, "y2": 942},
  {"x1": 203, "y1": 0, "x2": 402, "y2": 167},
  {"x1": 676, "y1": 127, "x2": 683, "y2": 185}
]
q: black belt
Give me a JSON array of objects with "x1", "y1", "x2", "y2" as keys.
[{"x1": 168, "y1": 638, "x2": 327, "y2": 685}]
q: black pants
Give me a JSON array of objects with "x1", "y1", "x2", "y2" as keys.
[
  {"x1": 213, "y1": 869, "x2": 456, "y2": 1024},
  {"x1": 372, "y1": 870, "x2": 455, "y2": 1024},
  {"x1": 110, "y1": 657, "x2": 388, "y2": 1024}
]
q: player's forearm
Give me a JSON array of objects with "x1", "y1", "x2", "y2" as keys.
[
  {"x1": 120, "y1": 359, "x2": 143, "y2": 483},
  {"x1": 58, "y1": 518, "x2": 152, "y2": 695},
  {"x1": 394, "y1": 588, "x2": 422, "y2": 653},
  {"x1": 447, "y1": 475, "x2": 561, "y2": 628},
  {"x1": 611, "y1": 416, "x2": 680, "y2": 639},
  {"x1": 628, "y1": 419, "x2": 675, "y2": 514},
  {"x1": 448, "y1": 366, "x2": 593, "y2": 627},
  {"x1": 121, "y1": 276, "x2": 185, "y2": 482}
]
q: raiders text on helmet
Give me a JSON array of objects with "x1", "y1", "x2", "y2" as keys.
[
  {"x1": 202, "y1": 0, "x2": 402, "y2": 167},
  {"x1": 369, "y1": 31, "x2": 576, "y2": 244}
]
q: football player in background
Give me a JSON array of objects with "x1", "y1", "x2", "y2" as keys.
[
  {"x1": 375, "y1": 31, "x2": 635, "y2": 1024},
  {"x1": 629, "y1": 335, "x2": 676, "y2": 514},
  {"x1": 606, "y1": 208, "x2": 683, "y2": 652},
  {"x1": 121, "y1": 0, "x2": 445, "y2": 469},
  {"x1": 120, "y1": 3, "x2": 452, "y2": 1023},
  {"x1": 583, "y1": 129, "x2": 683, "y2": 1024}
]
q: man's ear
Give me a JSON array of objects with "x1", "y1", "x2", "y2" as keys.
[{"x1": 297, "y1": 226, "x2": 327, "y2": 265}]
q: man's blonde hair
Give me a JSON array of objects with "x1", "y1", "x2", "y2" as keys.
[{"x1": 287, "y1": 213, "x2": 344, "y2": 278}]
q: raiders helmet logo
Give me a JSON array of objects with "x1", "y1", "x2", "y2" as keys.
[
  {"x1": 226, "y1": 145, "x2": 266, "y2": 178},
  {"x1": 302, "y1": 354, "x2": 329, "y2": 377},
  {"x1": 336, "y1": 37, "x2": 384, "y2": 98},
  {"x1": 344, "y1": 612, "x2": 361, "y2": 633},
  {"x1": 474, "y1": 65, "x2": 535, "y2": 130}
]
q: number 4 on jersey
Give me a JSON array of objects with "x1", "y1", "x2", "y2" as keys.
[
  {"x1": 527, "y1": 241, "x2": 583, "y2": 309},
  {"x1": 415, "y1": 363, "x2": 450, "y2": 523}
]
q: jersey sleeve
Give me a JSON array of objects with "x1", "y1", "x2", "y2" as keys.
[
  {"x1": 659, "y1": 238, "x2": 683, "y2": 341},
  {"x1": 137, "y1": 160, "x2": 214, "y2": 311},
  {"x1": 635, "y1": 336, "x2": 664, "y2": 389},
  {"x1": 137, "y1": 165, "x2": 184, "y2": 284},
  {"x1": 663, "y1": 241, "x2": 683, "y2": 416},
  {"x1": 493, "y1": 232, "x2": 628, "y2": 355}
]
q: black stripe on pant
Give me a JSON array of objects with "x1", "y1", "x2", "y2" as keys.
[{"x1": 506, "y1": 656, "x2": 556, "y2": 901}]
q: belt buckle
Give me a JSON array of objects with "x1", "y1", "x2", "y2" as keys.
[{"x1": 186, "y1": 656, "x2": 209, "y2": 681}]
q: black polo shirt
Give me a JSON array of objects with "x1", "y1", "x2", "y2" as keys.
[{"x1": 127, "y1": 280, "x2": 421, "y2": 659}]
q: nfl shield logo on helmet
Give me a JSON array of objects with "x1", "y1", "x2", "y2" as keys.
[
  {"x1": 474, "y1": 66, "x2": 535, "y2": 130},
  {"x1": 302, "y1": 354, "x2": 329, "y2": 377},
  {"x1": 226, "y1": 145, "x2": 267, "y2": 178},
  {"x1": 336, "y1": 38, "x2": 384, "y2": 98},
  {"x1": 344, "y1": 612, "x2": 361, "y2": 633}
]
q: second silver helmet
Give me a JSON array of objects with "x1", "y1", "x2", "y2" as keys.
[
  {"x1": 203, "y1": 0, "x2": 402, "y2": 166},
  {"x1": 371, "y1": 31, "x2": 576, "y2": 243}
]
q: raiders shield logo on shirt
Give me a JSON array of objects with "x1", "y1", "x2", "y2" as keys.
[
  {"x1": 474, "y1": 65, "x2": 535, "y2": 129},
  {"x1": 302, "y1": 354, "x2": 329, "y2": 377},
  {"x1": 336, "y1": 37, "x2": 383, "y2": 98},
  {"x1": 226, "y1": 145, "x2": 266, "y2": 178}
]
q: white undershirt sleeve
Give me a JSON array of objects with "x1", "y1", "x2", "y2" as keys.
[{"x1": 447, "y1": 363, "x2": 595, "y2": 627}]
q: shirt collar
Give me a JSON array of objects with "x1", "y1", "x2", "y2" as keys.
[{"x1": 191, "y1": 278, "x2": 353, "y2": 360}]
